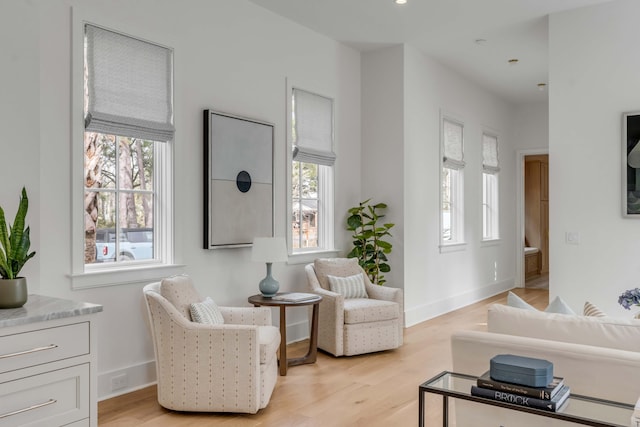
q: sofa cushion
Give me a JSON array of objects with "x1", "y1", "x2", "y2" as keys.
[
  {"x1": 343, "y1": 298, "x2": 398, "y2": 324},
  {"x1": 314, "y1": 258, "x2": 363, "y2": 291},
  {"x1": 328, "y1": 273, "x2": 368, "y2": 298},
  {"x1": 506, "y1": 291, "x2": 536, "y2": 310},
  {"x1": 160, "y1": 275, "x2": 202, "y2": 319},
  {"x1": 488, "y1": 303, "x2": 640, "y2": 353},
  {"x1": 544, "y1": 296, "x2": 576, "y2": 315},
  {"x1": 584, "y1": 301, "x2": 607, "y2": 317}
]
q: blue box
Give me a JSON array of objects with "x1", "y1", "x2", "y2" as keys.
[{"x1": 489, "y1": 354, "x2": 553, "y2": 387}]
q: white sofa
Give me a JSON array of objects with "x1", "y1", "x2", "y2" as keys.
[{"x1": 450, "y1": 304, "x2": 640, "y2": 426}]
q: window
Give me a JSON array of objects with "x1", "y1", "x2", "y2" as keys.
[
  {"x1": 84, "y1": 134, "x2": 157, "y2": 264},
  {"x1": 441, "y1": 116, "x2": 465, "y2": 245},
  {"x1": 482, "y1": 133, "x2": 500, "y2": 241},
  {"x1": 80, "y1": 24, "x2": 174, "y2": 274},
  {"x1": 290, "y1": 87, "x2": 335, "y2": 253}
]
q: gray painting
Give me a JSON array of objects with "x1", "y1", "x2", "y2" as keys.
[{"x1": 204, "y1": 111, "x2": 273, "y2": 247}]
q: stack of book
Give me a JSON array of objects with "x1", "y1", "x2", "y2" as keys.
[{"x1": 471, "y1": 370, "x2": 570, "y2": 412}]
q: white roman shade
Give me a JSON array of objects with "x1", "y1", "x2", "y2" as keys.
[
  {"x1": 443, "y1": 118, "x2": 465, "y2": 169},
  {"x1": 482, "y1": 133, "x2": 500, "y2": 173},
  {"x1": 84, "y1": 24, "x2": 174, "y2": 142},
  {"x1": 292, "y1": 88, "x2": 335, "y2": 166}
]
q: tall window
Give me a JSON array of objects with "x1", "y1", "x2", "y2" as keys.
[
  {"x1": 83, "y1": 24, "x2": 173, "y2": 268},
  {"x1": 482, "y1": 133, "x2": 500, "y2": 240},
  {"x1": 290, "y1": 88, "x2": 335, "y2": 252},
  {"x1": 441, "y1": 117, "x2": 465, "y2": 245}
]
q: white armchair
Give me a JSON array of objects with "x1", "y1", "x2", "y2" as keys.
[
  {"x1": 305, "y1": 258, "x2": 403, "y2": 356},
  {"x1": 142, "y1": 276, "x2": 280, "y2": 414}
]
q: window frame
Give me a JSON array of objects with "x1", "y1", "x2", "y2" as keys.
[
  {"x1": 482, "y1": 171, "x2": 500, "y2": 241},
  {"x1": 286, "y1": 79, "x2": 337, "y2": 262},
  {"x1": 440, "y1": 113, "x2": 466, "y2": 252},
  {"x1": 70, "y1": 16, "x2": 182, "y2": 289},
  {"x1": 481, "y1": 131, "x2": 500, "y2": 243}
]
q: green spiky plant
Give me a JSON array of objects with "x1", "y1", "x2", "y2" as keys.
[
  {"x1": 0, "y1": 188, "x2": 36, "y2": 279},
  {"x1": 346, "y1": 199, "x2": 394, "y2": 285}
]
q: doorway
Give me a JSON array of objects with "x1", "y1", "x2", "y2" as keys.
[
  {"x1": 523, "y1": 154, "x2": 549, "y2": 288},
  {"x1": 516, "y1": 150, "x2": 549, "y2": 288}
]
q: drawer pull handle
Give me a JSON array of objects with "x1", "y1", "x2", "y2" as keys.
[
  {"x1": 0, "y1": 399, "x2": 57, "y2": 419},
  {"x1": 0, "y1": 344, "x2": 58, "y2": 359}
]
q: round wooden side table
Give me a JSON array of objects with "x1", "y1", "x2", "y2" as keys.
[{"x1": 248, "y1": 292, "x2": 322, "y2": 376}]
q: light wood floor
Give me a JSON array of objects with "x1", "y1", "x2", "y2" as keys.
[{"x1": 98, "y1": 288, "x2": 548, "y2": 427}]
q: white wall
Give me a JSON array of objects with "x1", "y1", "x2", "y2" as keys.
[
  {"x1": 4, "y1": 0, "x2": 361, "y2": 399},
  {"x1": 362, "y1": 45, "x2": 518, "y2": 327},
  {"x1": 0, "y1": 1, "x2": 40, "y2": 283},
  {"x1": 549, "y1": 0, "x2": 640, "y2": 316},
  {"x1": 361, "y1": 46, "x2": 405, "y2": 290},
  {"x1": 513, "y1": 103, "x2": 549, "y2": 152}
]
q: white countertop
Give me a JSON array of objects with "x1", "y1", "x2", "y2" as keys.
[{"x1": 0, "y1": 294, "x2": 103, "y2": 328}]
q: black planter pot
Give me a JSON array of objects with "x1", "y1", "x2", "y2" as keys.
[{"x1": 0, "y1": 277, "x2": 28, "y2": 309}]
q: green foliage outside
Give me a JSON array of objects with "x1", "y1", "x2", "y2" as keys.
[
  {"x1": 0, "y1": 188, "x2": 36, "y2": 279},
  {"x1": 346, "y1": 199, "x2": 394, "y2": 286}
]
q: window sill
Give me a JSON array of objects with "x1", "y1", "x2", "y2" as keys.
[
  {"x1": 439, "y1": 242, "x2": 467, "y2": 254},
  {"x1": 287, "y1": 249, "x2": 341, "y2": 265},
  {"x1": 70, "y1": 263, "x2": 186, "y2": 289},
  {"x1": 481, "y1": 238, "x2": 501, "y2": 247}
]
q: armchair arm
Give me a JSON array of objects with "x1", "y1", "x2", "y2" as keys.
[
  {"x1": 365, "y1": 282, "x2": 404, "y2": 341},
  {"x1": 305, "y1": 263, "x2": 346, "y2": 356},
  {"x1": 365, "y1": 283, "x2": 402, "y2": 304},
  {"x1": 219, "y1": 306, "x2": 272, "y2": 326}
]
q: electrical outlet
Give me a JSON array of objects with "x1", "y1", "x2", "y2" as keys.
[
  {"x1": 565, "y1": 231, "x2": 580, "y2": 245},
  {"x1": 111, "y1": 373, "x2": 128, "y2": 391}
]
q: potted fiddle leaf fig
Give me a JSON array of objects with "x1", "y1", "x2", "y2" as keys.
[
  {"x1": 346, "y1": 199, "x2": 394, "y2": 285},
  {"x1": 0, "y1": 188, "x2": 36, "y2": 308}
]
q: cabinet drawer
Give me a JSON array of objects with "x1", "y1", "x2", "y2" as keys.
[
  {"x1": 0, "y1": 363, "x2": 89, "y2": 427},
  {"x1": 0, "y1": 322, "x2": 89, "y2": 374}
]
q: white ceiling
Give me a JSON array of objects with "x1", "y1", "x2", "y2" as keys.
[{"x1": 248, "y1": 0, "x2": 611, "y2": 105}]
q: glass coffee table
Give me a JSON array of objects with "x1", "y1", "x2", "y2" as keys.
[{"x1": 419, "y1": 371, "x2": 634, "y2": 427}]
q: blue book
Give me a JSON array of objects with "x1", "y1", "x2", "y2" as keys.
[{"x1": 470, "y1": 384, "x2": 570, "y2": 412}]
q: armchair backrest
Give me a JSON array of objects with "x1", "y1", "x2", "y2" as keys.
[
  {"x1": 312, "y1": 258, "x2": 372, "y2": 290},
  {"x1": 159, "y1": 275, "x2": 202, "y2": 319}
]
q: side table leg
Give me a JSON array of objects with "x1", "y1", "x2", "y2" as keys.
[
  {"x1": 442, "y1": 395, "x2": 448, "y2": 427},
  {"x1": 418, "y1": 389, "x2": 424, "y2": 427},
  {"x1": 279, "y1": 306, "x2": 287, "y2": 376},
  {"x1": 287, "y1": 302, "x2": 320, "y2": 367},
  {"x1": 303, "y1": 302, "x2": 319, "y2": 361}
]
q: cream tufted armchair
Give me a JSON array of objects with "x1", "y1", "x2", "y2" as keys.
[
  {"x1": 305, "y1": 258, "x2": 403, "y2": 356},
  {"x1": 143, "y1": 276, "x2": 280, "y2": 414}
]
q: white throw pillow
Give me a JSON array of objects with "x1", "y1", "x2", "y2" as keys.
[
  {"x1": 583, "y1": 301, "x2": 607, "y2": 317},
  {"x1": 544, "y1": 296, "x2": 576, "y2": 315},
  {"x1": 327, "y1": 273, "x2": 368, "y2": 299},
  {"x1": 506, "y1": 291, "x2": 537, "y2": 310},
  {"x1": 190, "y1": 297, "x2": 225, "y2": 325}
]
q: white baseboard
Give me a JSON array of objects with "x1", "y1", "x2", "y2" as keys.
[
  {"x1": 98, "y1": 360, "x2": 156, "y2": 401},
  {"x1": 404, "y1": 279, "x2": 514, "y2": 327}
]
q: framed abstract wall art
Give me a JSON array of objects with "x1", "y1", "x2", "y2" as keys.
[
  {"x1": 623, "y1": 111, "x2": 640, "y2": 216},
  {"x1": 203, "y1": 110, "x2": 274, "y2": 248}
]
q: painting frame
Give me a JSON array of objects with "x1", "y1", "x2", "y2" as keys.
[
  {"x1": 623, "y1": 111, "x2": 640, "y2": 217},
  {"x1": 203, "y1": 110, "x2": 274, "y2": 248}
]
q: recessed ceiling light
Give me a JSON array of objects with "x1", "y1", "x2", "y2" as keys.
[
  {"x1": 537, "y1": 83, "x2": 547, "y2": 91},
  {"x1": 508, "y1": 58, "x2": 519, "y2": 66},
  {"x1": 395, "y1": 0, "x2": 407, "y2": 4},
  {"x1": 475, "y1": 39, "x2": 487, "y2": 46}
]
